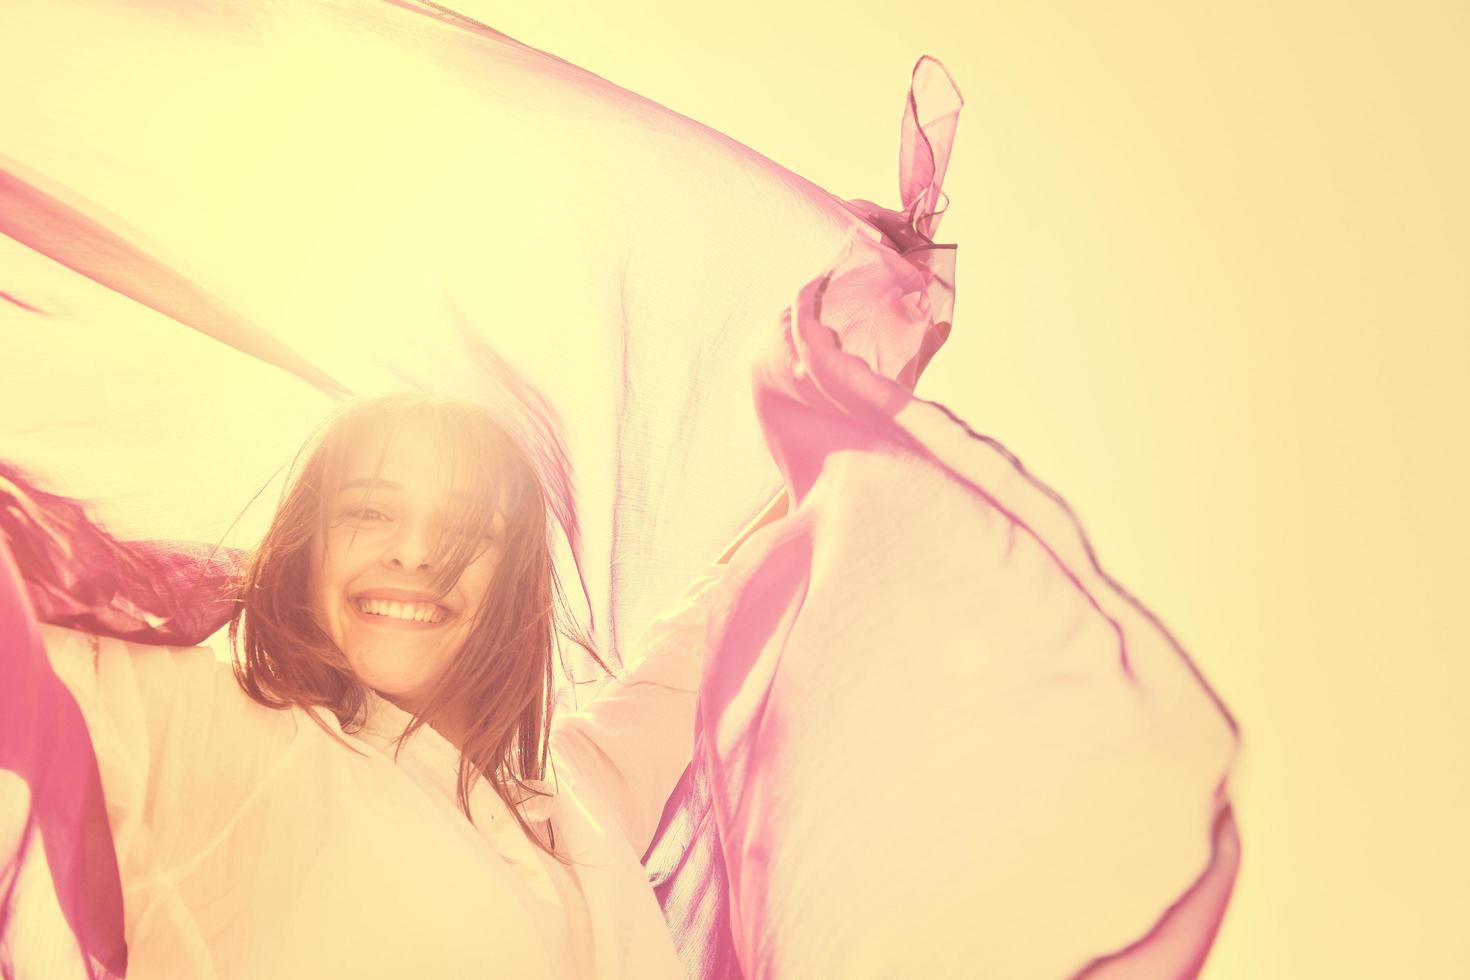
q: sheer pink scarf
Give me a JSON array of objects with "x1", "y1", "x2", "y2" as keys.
[{"x1": 0, "y1": 2, "x2": 1238, "y2": 977}]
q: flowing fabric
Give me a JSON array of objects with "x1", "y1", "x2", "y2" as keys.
[{"x1": 0, "y1": 1, "x2": 1240, "y2": 977}]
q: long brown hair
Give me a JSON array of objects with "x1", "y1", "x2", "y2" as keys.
[{"x1": 227, "y1": 392, "x2": 605, "y2": 862}]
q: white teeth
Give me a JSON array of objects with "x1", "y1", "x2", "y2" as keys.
[{"x1": 355, "y1": 598, "x2": 448, "y2": 624}]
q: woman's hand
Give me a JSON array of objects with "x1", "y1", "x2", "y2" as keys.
[{"x1": 714, "y1": 490, "x2": 790, "y2": 565}]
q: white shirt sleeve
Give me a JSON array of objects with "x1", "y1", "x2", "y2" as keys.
[
  {"x1": 39, "y1": 623, "x2": 298, "y2": 969},
  {"x1": 548, "y1": 561, "x2": 730, "y2": 858}
]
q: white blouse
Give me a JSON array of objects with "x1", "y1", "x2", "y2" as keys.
[{"x1": 41, "y1": 560, "x2": 730, "y2": 979}]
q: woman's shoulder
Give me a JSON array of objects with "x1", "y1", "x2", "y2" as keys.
[
  {"x1": 39, "y1": 620, "x2": 227, "y2": 664},
  {"x1": 39, "y1": 620, "x2": 218, "y2": 690},
  {"x1": 39, "y1": 621, "x2": 301, "y2": 747}
]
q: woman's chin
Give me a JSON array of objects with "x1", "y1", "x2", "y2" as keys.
[
  {"x1": 345, "y1": 652, "x2": 436, "y2": 704},
  {"x1": 371, "y1": 688, "x2": 423, "y2": 713}
]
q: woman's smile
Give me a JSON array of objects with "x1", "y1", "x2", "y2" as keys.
[{"x1": 347, "y1": 597, "x2": 455, "y2": 631}]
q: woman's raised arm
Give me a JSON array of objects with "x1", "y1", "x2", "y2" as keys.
[{"x1": 549, "y1": 490, "x2": 789, "y2": 856}]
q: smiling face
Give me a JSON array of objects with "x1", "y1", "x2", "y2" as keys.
[{"x1": 307, "y1": 416, "x2": 506, "y2": 714}]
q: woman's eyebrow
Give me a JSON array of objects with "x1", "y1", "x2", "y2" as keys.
[
  {"x1": 340, "y1": 477, "x2": 399, "y2": 493},
  {"x1": 338, "y1": 477, "x2": 474, "y2": 502},
  {"x1": 340, "y1": 477, "x2": 401, "y2": 494}
]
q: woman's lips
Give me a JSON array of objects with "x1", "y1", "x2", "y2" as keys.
[{"x1": 347, "y1": 599, "x2": 453, "y2": 631}]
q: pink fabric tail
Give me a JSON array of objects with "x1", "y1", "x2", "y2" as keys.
[
  {"x1": 659, "y1": 54, "x2": 1240, "y2": 978},
  {"x1": 690, "y1": 223, "x2": 1241, "y2": 978},
  {"x1": 0, "y1": 532, "x2": 125, "y2": 979}
]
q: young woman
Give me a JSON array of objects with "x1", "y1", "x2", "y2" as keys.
[{"x1": 39, "y1": 392, "x2": 788, "y2": 978}]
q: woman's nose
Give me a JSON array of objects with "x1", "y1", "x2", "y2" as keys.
[{"x1": 384, "y1": 520, "x2": 440, "y2": 571}]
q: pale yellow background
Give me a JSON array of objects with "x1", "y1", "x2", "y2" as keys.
[{"x1": 462, "y1": 2, "x2": 1468, "y2": 977}]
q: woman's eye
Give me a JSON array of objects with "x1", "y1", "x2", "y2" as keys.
[{"x1": 346, "y1": 507, "x2": 390, "y2": 521}]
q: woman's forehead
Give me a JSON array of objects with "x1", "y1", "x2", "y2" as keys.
[{"x1": 336, "y1": 418, "x2": 491, "y2": 501}]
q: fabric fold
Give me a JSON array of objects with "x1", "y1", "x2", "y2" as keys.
[{"x1": 687, "y1": 231, "x2": 1241, "y2": 978}]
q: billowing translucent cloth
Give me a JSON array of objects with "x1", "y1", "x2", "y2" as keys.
[{"x1": 0, "y1": 2, "x2": 1240, "y2": 977}]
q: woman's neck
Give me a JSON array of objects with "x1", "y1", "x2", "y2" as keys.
[{"x1": 376, "y1": 690, "x2": 472, "y2": 753}]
